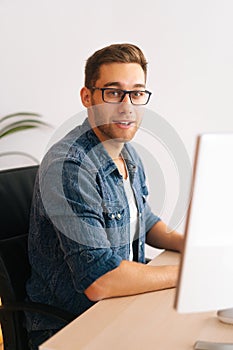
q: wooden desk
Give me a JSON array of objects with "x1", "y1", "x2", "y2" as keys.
[{"x1": 40, "y1": 251, "x2": 233, "y2": 350}]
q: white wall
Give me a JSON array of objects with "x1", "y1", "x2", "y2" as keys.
[{"x1": 1, "y1": 0, "x2": 233, "y2": 256}]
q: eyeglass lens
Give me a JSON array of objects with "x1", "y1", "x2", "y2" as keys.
[{"x1": 103, "y1": 89, "x2": 150, "y2": 105}]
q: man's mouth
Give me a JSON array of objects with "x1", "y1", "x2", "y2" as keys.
[
  {"x1": 112, "y1": 120, "x2": 135, "y2": 126},
  {"x1": 112, "y1": 120, "x2": 136, "y2": 129}
]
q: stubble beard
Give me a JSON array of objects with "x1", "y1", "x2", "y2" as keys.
[
  {"x1": 90, "y1": 101, "x2": 140, "y2": 143},
  {"x1": 96, "y1": 122, "x2": 139, "y2": 143}
]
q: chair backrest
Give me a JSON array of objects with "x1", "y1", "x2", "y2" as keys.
[
  {"x1": 0, "y1": 165, "x2": 39, "y2": 350},
  {"x1": 0, "y1": 235, "x2": 31, "y2": 350},
  {"x1": 0, "y1": 165, "x2": 39, "y2": 239}
]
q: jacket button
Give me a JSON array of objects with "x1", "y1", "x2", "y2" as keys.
[
  {"x1": 111, "y1": 214, "x2": 115, "y2": 219},
  {"x1": 116, "y1": 213, "x2": 121, "y2": 220}
]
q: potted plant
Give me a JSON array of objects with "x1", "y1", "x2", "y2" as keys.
[{"x1": 0, "y1": 112, "x2": 51, "y2": 164}]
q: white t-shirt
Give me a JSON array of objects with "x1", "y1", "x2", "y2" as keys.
[{"x1": 123, "y1": 173, "x2": 139, "y2": 261}]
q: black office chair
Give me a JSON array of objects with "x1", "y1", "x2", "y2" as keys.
[{"x1": 0, "y1": 165, "x2": 75, "y2": 350}]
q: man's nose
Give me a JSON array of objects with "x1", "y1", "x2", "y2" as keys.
[
  {"x1": 121, "y1": 92, "x2": 131, "y2": 104},
  {"x1": 118, "y1": 94, "x2": 133, "y2": 114}
]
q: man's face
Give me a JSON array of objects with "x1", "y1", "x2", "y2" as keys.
[{"x1": 87, "y1": 62, "x2": 146, "y2": 143}]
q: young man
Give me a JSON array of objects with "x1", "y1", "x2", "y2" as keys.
[{"x1": 26, "y1": 43, "x2": 183, "y2": 349}]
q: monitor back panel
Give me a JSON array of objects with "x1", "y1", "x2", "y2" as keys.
[{"x1": 175, "y1": 133, "x2": 233, "y2": 313}]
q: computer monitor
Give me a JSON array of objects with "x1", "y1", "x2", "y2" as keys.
[{"x1": 174, "y1": 133, "x2": 233, "y2": 327}]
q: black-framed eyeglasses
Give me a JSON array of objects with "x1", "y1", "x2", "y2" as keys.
[{"x1": 91, "y1": 87, "x2": 152, "y2": 105}]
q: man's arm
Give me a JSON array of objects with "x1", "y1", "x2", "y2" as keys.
[
  {"x1": 84, "y1": 259, "x2": 178, "y2": 302},
  {"x1": 146, "y1": 220, "x2": 184, "y2": 253},
  {"x1": 84, "y1": 221, "x2": 183, "y2": 302}
]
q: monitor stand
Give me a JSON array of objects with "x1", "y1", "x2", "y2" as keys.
[
  {"x1": 194, "y1": 341, "x2": 233, "y2": 349},
  {"x1": 217, "y1": 308, "x2": 233, "y2": 325},
  {"x1": 194, "y1": 308, "x2": 233, "y2": 350}
]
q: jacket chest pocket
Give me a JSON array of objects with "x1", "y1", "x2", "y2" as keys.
[{"x1": 102, "y1": 200, "x2": 125, "y2": 228}]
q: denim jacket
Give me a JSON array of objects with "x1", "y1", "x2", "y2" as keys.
[{"x1": 26, "y1": 118, "x2": 160, "y2": 332}]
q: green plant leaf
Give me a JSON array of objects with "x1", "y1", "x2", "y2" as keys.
[
  {"x1": 0, "y1": 125, "x2": 37, "y2": 138},
  {"x1": 0, "y1": 112, "x2": 42, "y2": 123},
  {"x1": 0, "y1": 119, "x2": 51, "y2": 139}
]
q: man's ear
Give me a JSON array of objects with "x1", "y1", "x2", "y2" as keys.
[{"x1": 80, "y1": 87, "x2": 92, "y2": 107}]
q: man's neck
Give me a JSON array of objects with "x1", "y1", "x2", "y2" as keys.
[
  {"x1": 102, "y1": 139, "x2": 124, "y2": 160},
  {"x1": 91, "y1": 126, "x2": 127, "y2": 178},
  {"x1": 92, "y1": 127, "x2": 124, "y2": 160}
]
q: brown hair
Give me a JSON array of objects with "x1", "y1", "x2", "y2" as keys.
[{"x1": 84, "y1": 43, "x2": 148, "y2": 88}]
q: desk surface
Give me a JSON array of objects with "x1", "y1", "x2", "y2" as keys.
[{"x1": 40, "y1": 251, "x2": 233, "y2": 350}]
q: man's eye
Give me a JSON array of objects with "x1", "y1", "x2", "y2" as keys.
[
  {"x1": 132, "y1": 91, "x2": 145, "y2": 97},
  {"x1": 111, "y1": 90, "x2": 121, "y2": 96},
  {"x1": 106, "y1": 90, "x2": 121, "y2": 97}
]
